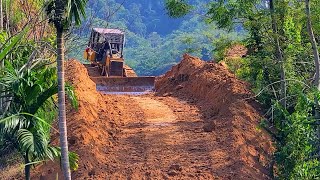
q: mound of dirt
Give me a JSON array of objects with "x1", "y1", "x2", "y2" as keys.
[
  {"x1": 29, "y1": 55, "x2": 273, "y2": 179},
  {"x1": 31, "y1": 59, "x2": 142, "y2": 179},
  {"x1": 156, "y1": 54, "x2": 274, "y2": 178}
]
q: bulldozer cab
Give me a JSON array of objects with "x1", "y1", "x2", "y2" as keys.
[
  {"x1": 88, "y1": 28, "x2": 124, "y2": 59},
  {"x1": 85, "y1": 28, "x2": 125, "y2": 76}
]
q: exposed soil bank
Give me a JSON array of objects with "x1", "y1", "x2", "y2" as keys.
[
  {"x1": 31, "y1": 60, "x2": 144, "y2": 179},
  {"x1": 30, "y1": 56, "x2": 273, "y2": 179},
  {"x1": 156, "y1": 54, "x2": 274, "y2": 179}
]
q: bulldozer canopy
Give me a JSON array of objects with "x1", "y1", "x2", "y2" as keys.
[
  {"x1": 93, "y1": 28, "x2": 124, "y2": 35},
  {"x1": 90, "y1": 28, "x2": 125, "y2": 44}
]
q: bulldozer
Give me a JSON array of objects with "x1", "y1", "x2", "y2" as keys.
[{"x1": 83, "y1": 28, "x2": 155, "y2": 93}]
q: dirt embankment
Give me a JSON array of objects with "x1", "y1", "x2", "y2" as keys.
[
  {"x1": 32, "y1": 60, "x2": 144, "y2": 179},
  {"x1": 31, "y1": 55, "x2": 274, "y2": 179},
  {"x1": 156, "y1": 54, "x2": 274, "y2": 178}
]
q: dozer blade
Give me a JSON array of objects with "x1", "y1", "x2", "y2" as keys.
[{"x1": 90, "y1": 76, "x2": 155, "y2": 94}]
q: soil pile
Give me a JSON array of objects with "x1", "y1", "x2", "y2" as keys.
[
  {"x1": 32, "y1": 59, "x2": 142, "y2": 179},
  {"x1": 30, "y1": 55, "x2": 274, "y2": 179},
  {"x1": 156, "y1": 54, "x2": 274, "y2": 178}
]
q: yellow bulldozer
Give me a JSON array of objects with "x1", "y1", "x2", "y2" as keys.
[{"x1": 83, "y1": 28, "x2": 155, "y2": 93}]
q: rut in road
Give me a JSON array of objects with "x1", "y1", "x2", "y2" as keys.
[{"x1": 106, "y1": 96, "x2": 219, "y2": 179}]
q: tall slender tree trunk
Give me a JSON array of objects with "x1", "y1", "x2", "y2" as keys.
[
  {"x1": 0, "y1": 0, "x2": 3, "y2": 113},
  {"x1": 305, "y1": 0, "x2": 320, "y2": 156},
  {"x1": 56, "y1": 28, "x2": 71, "y2": 180},
  {"x1": 305, "y1": 0, "x2": 320, "y2": 88},
  {"x1": 0, "y1": 0, "x2": 4, "y2": 114},
  {"x1": 5, "y1": 0, "x2": 9, "y2": 36},
  {"x1": 24, "y1": 154, "x2": 31, "y2": 180},
  {"x1": 0, "y1": 0, "x2": 3, "y2": 31},
  {"x1": 54, "y1": 0, "x2": 71, "y2": 178},
  {"x1": 270, "y1": 0, "x2": 286, "y2": 109}
]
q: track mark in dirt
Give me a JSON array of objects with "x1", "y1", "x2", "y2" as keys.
[
  {"x1": 107, "y1": 95, "x2": 216, "y2": 179},
  {"x1": 131, "y1": 96, "x2": 176, "y2": 127}
]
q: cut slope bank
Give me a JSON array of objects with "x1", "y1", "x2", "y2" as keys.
[
  {"x1": 32, "y1": 56, "x2": 274, "y2": 179},
  {"x1": 32, "y1": 60, "x2": 144, "y2": 179},
  {"x1": 156, "y1": 54, "x2": 274, "y2": 178}
]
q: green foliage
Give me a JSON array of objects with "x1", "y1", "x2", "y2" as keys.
[
  {"x1": 165, "y1": 0, "x2": 320, "y2": 178},
  {"x1": 0, "y1": 57, "x2": 80, "y2": 174},
  {"x1": 165, "y1": 0, "x2": 192, "y2": 18},
  {"x1": 212, "y1": 36, "x2": 235, "y2": 62},
  {"x1": 45, "y1": 0, "x2": 88, "y2": 30},
  {"x1": 273, "y1": 91, "x2": 320, "y2": 179},
  {"x1": 0, "y1": 25, "x2": 79, "y2": 178},
  {"x1": 0, "y1": 32, "x2": 8, "y2": 45},
  {"x1": 68, "y1": 0, "x2": 88, "y2": 26},
  {"x1": 0, "y1": 26, "x2": 30, "y2": 61},
  {"x1": 68, "y1": 151, "x2": 79, "y2": 171},
  {"x1": 66, "y1": 83, "x2": 79, "y2": 110}
]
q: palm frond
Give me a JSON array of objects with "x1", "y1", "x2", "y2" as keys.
[
  {"x1": 19, "y1": 113, "x2": 59, "y2": 133},
  {"x1": 43, "y1": 146, "x2": 79, "y2": 171},
  {"x1": 0, "y1": 26, "x2": 30, "y2": 61},
  {"x1": 1, "y1": 68, "x2": 20, "y2": 87},
  {"x1": 68, "y1": 0, "x2": 88, "y2": 26},
  {"x1": 46, "y1": 146, "x2": 61, "y2": 161},
  {"x1": 28, "y1": 82, "x2": 58, "y2": 114},
  {"x1": 17, "y1": 128, "x2": 48, "y2": 159},
  {"x1": 0, "y1": 114, "x2": 30, "y2": 134},
  {"x1": 68, "y1": 151, "x2": 79, "y2": 171},
  {"x1": 17, "y1": 129, "x2": 36, "y2": 153},
  {"x1": 65, "y1": 83, "x2": 79, "y2": 110}
]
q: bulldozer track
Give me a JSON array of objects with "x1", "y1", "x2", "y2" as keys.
[{"x1": 124, "y1": 65, "x2": 137, "y2": 77}]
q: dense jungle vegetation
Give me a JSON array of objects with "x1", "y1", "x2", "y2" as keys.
[
  {"x1": 68, "y1": 0, "x2": 244, "y2": 76},
  {"x1": 0, "y1": 0, "x2": 82, "y2": 179},
  {"x1": 0, "y1": 0, "x2": 320, "y2": 179},
  {"x1": 165, "y1": 0, "x2": 320, "y2": 179}
]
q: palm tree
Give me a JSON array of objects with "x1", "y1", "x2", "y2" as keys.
[
  {"x1": 0, "y1": 61, "x2": 62, "y2": 180},
  {"x1": 46, "y1": 0, "x2": 87, "y2": 179},
  {"x1": 0, "y1": 57, "x2": 79, "y2": 180},
  {"x1": 0, "y1": 42, "x2": 79, "y2": 179}
]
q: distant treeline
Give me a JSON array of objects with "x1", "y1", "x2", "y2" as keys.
[{"x1": 69, "y1": 0, "x2": 243, "y2": 76}]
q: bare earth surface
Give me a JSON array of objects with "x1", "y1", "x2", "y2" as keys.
[
  {"x1": 106, "y1": 96, "x2": 217, "y2": 179},
  {"x1": 27, "y1": 56, "x2": 274, "y2": 180}
]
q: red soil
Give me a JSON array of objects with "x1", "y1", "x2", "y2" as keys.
[
  {"x1": 156, "y1": 54, "x2": 274, "y2": 178},
  {"x1": 31, "y1": 59, "x2": 142, "y2": 179},
  {"x1": 30, "y1": 55, "x2": 274, "y2": 179},
  {"x1": 225, "y1": 44, "x2": 248, "y2": 58}
]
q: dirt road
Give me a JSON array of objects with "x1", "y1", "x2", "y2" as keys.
[
  {"x1": 105, "y1": 94, "x2": 272, "y2": 180},
  {"x1": 106, "y1": 95, "x2": 219, "y2": 179},
  {"x1": 32, "y1": 58, "x2": 273, "y2": 180}
]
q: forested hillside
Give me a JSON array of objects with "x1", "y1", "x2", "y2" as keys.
[{"x1": 69, "y1": 0, "x2": 244, "y2": 76}]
